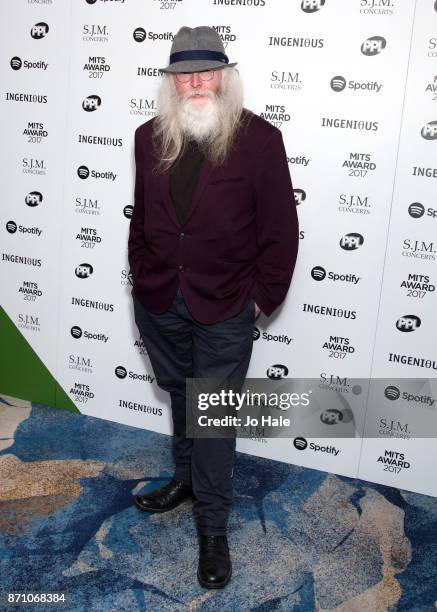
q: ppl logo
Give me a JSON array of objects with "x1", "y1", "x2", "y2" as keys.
[
  {"x1": 75, "y1": 263, "x2": 93, "y2": 278},
  {"x1": 266, "y1": 364, "x2": 289, "y2": 379},
  {"x1": 361, "y1": 36, "x2": 386, "y2": 56},
  {"x1": 421, "y1": 121, "x2": 437, "y2": 140},
  {"x1": 294, "y1": 188, "x2": 306, "y2": 205},
  {"x1": 31, "y1": 23, "x2": 49, "y2": 39},
  {"x1": 26, "y1": 191, "x2": 43, "y2": 207},
  {"x1": 396, "y1": 315, "x2": 421, "y2": 332},
  {"x1": 320, "y1": 409, "x2": 343, "y2": 425},
  {"x1": 339, "y1": 233, "x2": 364, "y2": 251},
  {"x1": 301, "y1": 0, "x2": 325, "y2": 12},
  {"x1": 82, "y1": 95, "x2": 101, "y2": 112}
]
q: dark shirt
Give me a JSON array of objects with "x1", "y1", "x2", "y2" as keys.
[{"x1": 169, "y1": 138, "x2": 205, "y2": 226}]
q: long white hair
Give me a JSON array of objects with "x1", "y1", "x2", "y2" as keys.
[{"x1": 152, "y1": 66, "x2": 247, "y2": 172}]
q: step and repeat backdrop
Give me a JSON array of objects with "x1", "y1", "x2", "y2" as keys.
[{"x1": 1, "y1": 0, "x2": 437, "y2": 496}]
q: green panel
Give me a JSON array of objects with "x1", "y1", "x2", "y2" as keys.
[{"x1": 0, "y1": 305, "x2": 79, "y2": 413}]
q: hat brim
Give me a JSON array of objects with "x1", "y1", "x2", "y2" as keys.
[{"x1": 160, "y1": 59, "x2": 237, "y2": 74}]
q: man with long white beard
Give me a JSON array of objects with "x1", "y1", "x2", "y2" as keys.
[{"x1": 128, "y1": 26, "x2": 299, "y2": 589}]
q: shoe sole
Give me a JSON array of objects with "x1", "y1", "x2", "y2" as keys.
[
  {"x1": 197, "y1": 566, "x2": 232, "y2": 589},
  {"x1": 134, "y1": 496, "x2": 192, "y2": 513}
]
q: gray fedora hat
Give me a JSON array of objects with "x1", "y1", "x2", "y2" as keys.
[{"x1": 161, "y1": 26, "x2": 237, "y2": 73}]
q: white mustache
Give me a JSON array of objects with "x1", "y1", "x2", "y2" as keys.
[{"x1": 184, "y1": 90, "x2": 215, "y2": 101}]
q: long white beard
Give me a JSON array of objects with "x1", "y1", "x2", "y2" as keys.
[{"x1": 176, "y1": 92, "x2": 221, "y2": 142}]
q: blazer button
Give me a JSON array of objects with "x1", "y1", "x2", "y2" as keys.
[
  {"x1": 179, "y1": 232, "x2": 185, "y2": 240},
  {"x1": 178, "y1": 264, "x2": 185, "y2": 272}
]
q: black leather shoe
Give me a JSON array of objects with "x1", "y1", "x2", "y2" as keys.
[
  {"x1": 197, "y1": 535, "x2": 232, "y2": 589},
  {"x1": 134, "y1": 478, "x2": 192, "y2": 513}
]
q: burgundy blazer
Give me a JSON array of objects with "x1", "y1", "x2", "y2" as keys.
[{"x1": 128, "y1": 109, "x2": 299, "y2": 324}]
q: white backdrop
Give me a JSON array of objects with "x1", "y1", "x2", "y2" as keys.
[{"x1": 1, "y1": 0, "x2": 437, "y2": 496}]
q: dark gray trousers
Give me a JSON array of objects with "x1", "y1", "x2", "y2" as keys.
[{"x1": 132, "y1": 286, "x2": 255, "y2": 535}]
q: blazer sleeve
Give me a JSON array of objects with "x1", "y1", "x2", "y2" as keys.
[
  {"x1": 252, "y1": 129, "x2": 299, "y2": 317},
  {"x1": 128, "y1": 126, "x2": 147, "y2": 281}
]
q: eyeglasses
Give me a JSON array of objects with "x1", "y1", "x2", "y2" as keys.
[{"x1": 175, "y1": 70, "x2": 216, "y2": 84}]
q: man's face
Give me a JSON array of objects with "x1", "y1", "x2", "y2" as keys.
[{"x1": 173, "y1": 69, "x2": 222, "y2": 106}]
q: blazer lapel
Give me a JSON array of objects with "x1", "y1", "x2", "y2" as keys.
[
  {"x1": 182, "y1": 158, "x2": 215, "y2": 227},
  {"x1": 159, "y1": 169, "x2": 180, "y2": 228},
  {"x1": 159, "y1": 158, "x2": 216, "y2": 229}
]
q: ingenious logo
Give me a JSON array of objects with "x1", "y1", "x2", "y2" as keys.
[
  {"x1": 303, "y1": 303, "x2": 357, "y2": 320},
  {"x1": 268, "y1": 35, "x2": 324, "y2": 49},
  {"x1": 5, "y1": 92, "x2": 47, "y2": 104}
]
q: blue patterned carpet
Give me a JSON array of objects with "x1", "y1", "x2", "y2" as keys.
[{"x1": 0, "y1": 396, "x2": 436, "y2": 611}]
